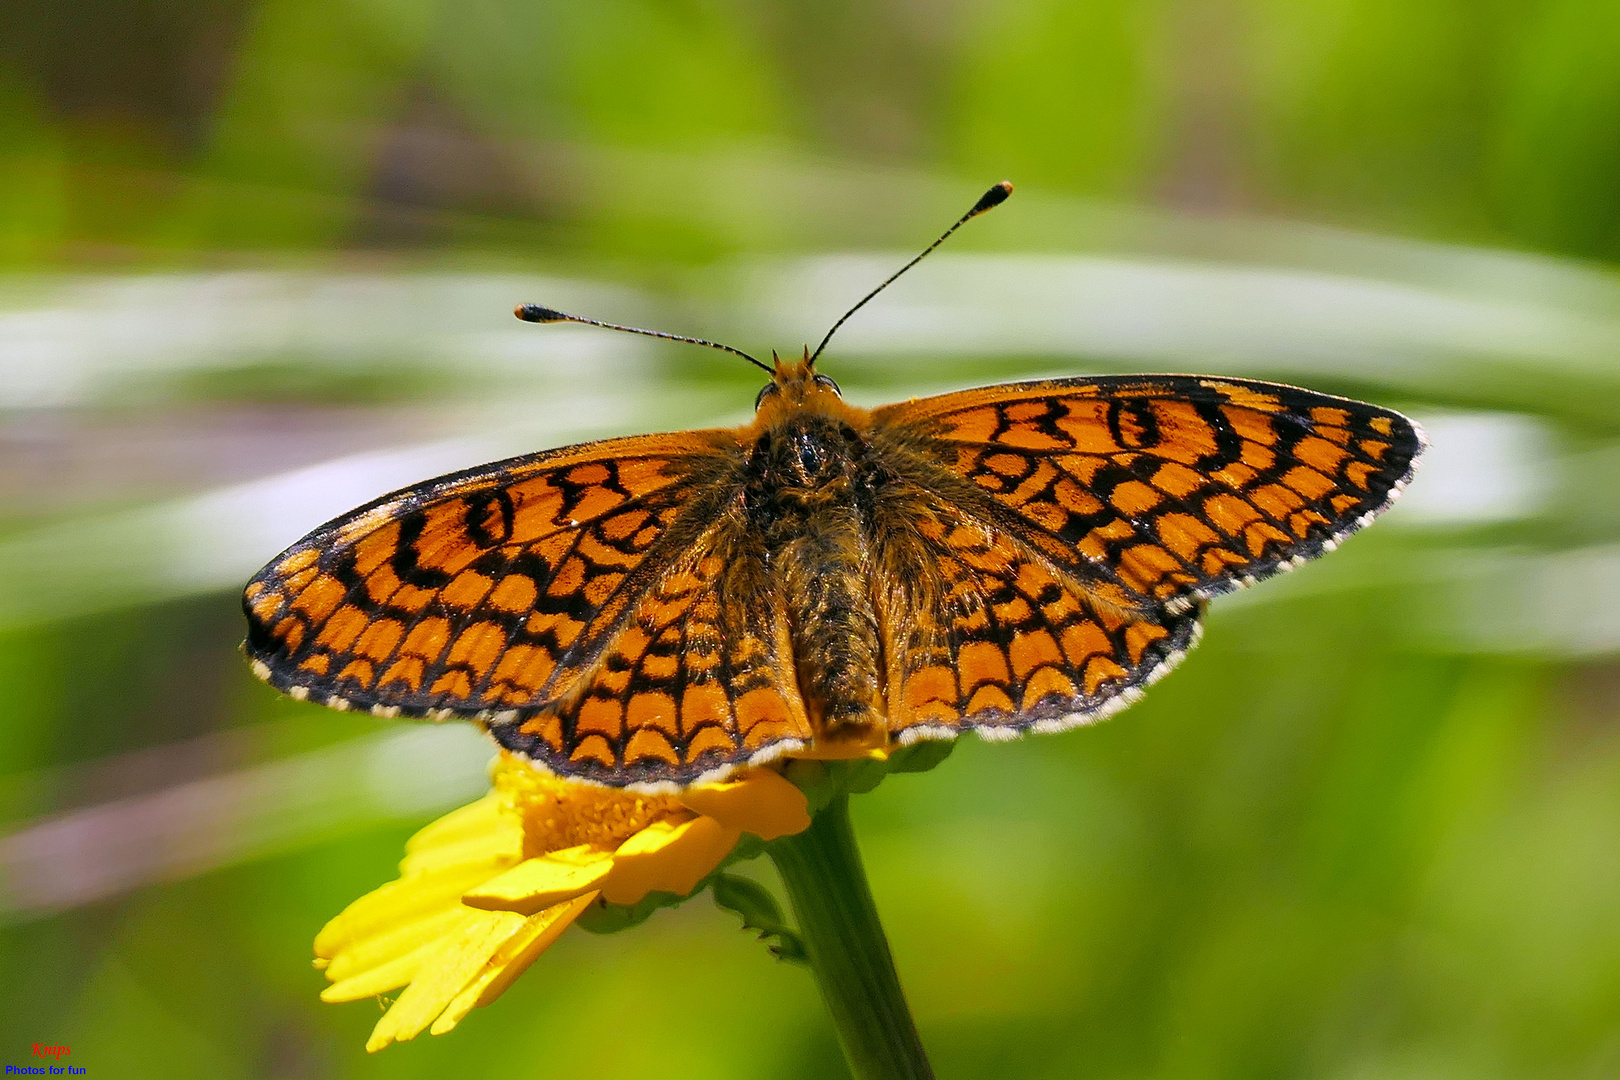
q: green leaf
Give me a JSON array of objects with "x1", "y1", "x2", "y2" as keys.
[
  {"x1": 783, "y1": 738, "x2": 961, "y2": 817},
  {"x1": 711, "y1": 873, "x2": 807, "y2": 965},
  {"x1": 885, "y1": 738, "x2": 957, "y2": 774},
  {"x1": 571, "y1": 888, "x2": 682, "y2": 935}
]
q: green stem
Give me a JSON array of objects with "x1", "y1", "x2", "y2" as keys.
[{"x1": 767, "y1": 794, "x2": 935, "y2": 1080}]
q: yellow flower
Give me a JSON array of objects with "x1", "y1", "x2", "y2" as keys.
[{"x1": 314, "y1": 753, "x2": 810, "y2": 1052}]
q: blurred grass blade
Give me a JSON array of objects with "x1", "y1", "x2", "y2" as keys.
[{"x1": 0, "y1": 725, "x2": 494, "y2": 921}]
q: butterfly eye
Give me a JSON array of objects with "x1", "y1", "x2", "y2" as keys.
[
  {"x1": 755, "y1": 383, "x2": 780, "y2": 410},
  {"x1": 812, "y1": 374, "x2": 841, "y2": 395}
]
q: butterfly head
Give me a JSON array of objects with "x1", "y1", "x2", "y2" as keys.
[{"x1": 753, "y1": 347, "x2": 842, "y2": 415}]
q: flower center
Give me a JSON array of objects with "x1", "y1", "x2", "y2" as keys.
[{"x1": 493, "y1": 755, "x2": 681, "y2": 855}]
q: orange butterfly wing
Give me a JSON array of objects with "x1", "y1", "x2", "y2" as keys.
[
  {"x1": 866, "y1": 375, "x2": 1422, "y2": 739},
  {"x1": 872, "y1": 375, "x2": 1423, "y2": 610},
  {"x1": 243, "y1": 431, "x2": 813, "y2": 788},
  {"x1": 865, "y1": 485, "x2": 1203, "y2": 744}
]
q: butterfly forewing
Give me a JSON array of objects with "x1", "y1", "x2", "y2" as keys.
[{"x1": 872, "y1": 375, "x2": 1423, "y2": 613}]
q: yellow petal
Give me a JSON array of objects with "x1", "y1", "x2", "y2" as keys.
[
  {"x1": 323, "y1": 905, "x2": 469, "y2": 983},
  {"x1": 600, "y1": 814, "x2": 742, "y2": 905},
  {"x1": 321, "y1": 949, "x2": 425, "y2": 1003},
  {"x1": 461, "y1": 845, "x2": 615, "y2": 915},
  {"x1": 322, "y1": 906, "x2": 485, "y2": 1001},
  {"x1": 677, "y1": 769, "x2": 810, "y2": 840},
  {"x1": 398, "y1": 824, "x2": 523, "y2": 877},
  {"x1": 398, "y1": 793, "x2": 524, "y2": 875},
  {"x1": 314, "y1": 854, "x2": 519, "y2": 958},
  {"x1": 403, "y1": 789, "x2": 504, "y2": 854},
  {"x1": 790, "y1": 723, "x2": 890, "y2": 760},
  {"x1": 428, "y1": 892, "x2": 597, "y2": 1035},
  {"x1": 365, "y1": 908, "x2": 528, "y2": 1053}
]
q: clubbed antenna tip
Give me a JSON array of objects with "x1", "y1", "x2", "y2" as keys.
[
  {"x1": 808, "y1": 179, "x2": 1015, "y2": 364},
  {"x1": 513, "y1": 303, "x2": 773, "y2": 374},
  {"x1": 969, "y1": 181, "x2": 1013, "y2": 218},
  {"x1": 515, "y1": 304, "x2": 567, "y2": 323}
]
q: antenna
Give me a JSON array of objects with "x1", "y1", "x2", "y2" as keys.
[
  {"x1": 515, "y1": 304, "x2": 774, "y2": 376},
  {"x1": 808, "y1": 180, "x2": 1012, "y2": 365}
]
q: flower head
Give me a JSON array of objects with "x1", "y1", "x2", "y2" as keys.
[{"x1": 314, "y1": 753, "x2": 809, "y2": 1051}]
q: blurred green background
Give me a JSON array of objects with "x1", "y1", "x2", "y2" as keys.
[{"x1": 3, "y1": 0, "x2": 1619, "y2": 1077}]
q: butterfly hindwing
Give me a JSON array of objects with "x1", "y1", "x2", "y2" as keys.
[
  {"x1": 869, "y1": 487, "x2": 1203, "y2": 743},
  {"x1": 871, "y1": 375, "x2": 1424, "y2": 612},
  {"x1": 492, "y1": 518, "x2": 814, "y2": 787}
]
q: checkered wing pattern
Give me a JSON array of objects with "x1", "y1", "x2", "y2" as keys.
[
  {"x1": 243, "y1": 431, "x2": 812, "y2": 787},
  {"x1": 868, "y1": 485, "x2": 1203, "y2": 742},
  {"x1": 868, "y1": 375, "x2": 1422, "y2": 737}
]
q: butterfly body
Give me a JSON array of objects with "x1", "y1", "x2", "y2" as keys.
[
  {"x1": 244, "y1": 354, "x2": 1422, "y2": 791},
  {"x1": 741, "y1": 360, "x2": 887, "y2": 746}
]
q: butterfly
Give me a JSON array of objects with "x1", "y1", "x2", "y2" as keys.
[{"x1": 243, "y1": 183, "x2": 1424, "y2": 790}]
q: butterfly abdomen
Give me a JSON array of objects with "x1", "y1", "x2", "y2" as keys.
[{"x1": 775, "y1": 511, "x2": 885, "y2": 737}]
